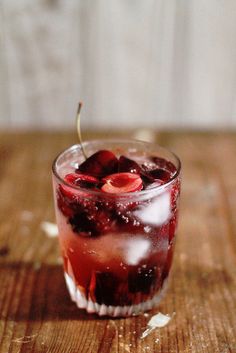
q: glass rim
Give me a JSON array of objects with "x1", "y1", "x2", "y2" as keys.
[{"x1": 52, "y1": 138, "x2": 181, "y2": 197}]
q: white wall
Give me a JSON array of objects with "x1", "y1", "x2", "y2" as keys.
[{"x1": 1, "y1": 0, "x2": 236, "y2": 130}]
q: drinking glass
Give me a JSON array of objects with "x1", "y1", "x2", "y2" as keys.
[{"x1": 52, "y1": 140, "x2": 181, "y2": 317}]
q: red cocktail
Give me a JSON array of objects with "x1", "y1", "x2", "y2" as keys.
[{"x1": 52, "y1": 140, "x2": 181, "y2": 317}]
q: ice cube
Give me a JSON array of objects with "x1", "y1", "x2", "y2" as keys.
[
  {"x1": 126, "y1": 237, "x2": 150, "y2": 265},
  {"x1": 134, "y1": 192, "x2": 171, "y2": 226}
]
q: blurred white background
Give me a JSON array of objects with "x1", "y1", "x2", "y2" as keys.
[{"x1": 0, "y1": 0, "x2": 236, "y2": 130}]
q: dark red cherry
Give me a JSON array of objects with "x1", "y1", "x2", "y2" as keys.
[
  {"x1": 101, "y1": 172, "x2": 143, "y2": 193},
  {"x1": 59, "y1": 173, "x2": 99, "y2": 202},
  {"x1": 128, "y1": 266, "x2": 158, "y2": 294},
  {"x1": 92, "y1": 272, "x2": 119, "y2": 305},
  {"x1": 77, "y1": 150, "x2": 118, "y2": 178},
  {"x1": 69, "y1": 209, "x2": 114, "y2": 236},
  {"x1": 118, "y1": 155, "x2": 142, "y2": 174},
  {"x1": 65, "y1": 173, "x2": 99, "y2": 188},
  {"x1": 57, "y1": 187, "x2": 75, "y2": 217},
  {"x1": 151, "y1": 156, "x2": 176, "y2": 173},
  {"x1": 149, "y1": 168, "x2": 171, "y2": 182}
]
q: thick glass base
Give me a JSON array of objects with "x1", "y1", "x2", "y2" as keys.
[{"x1": 64, "y1": 272, "x2": 168, "y2": 317}]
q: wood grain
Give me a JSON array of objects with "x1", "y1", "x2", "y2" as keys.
[{"x1": 0, "y1": 131, "x2": 236, "y2": 353}]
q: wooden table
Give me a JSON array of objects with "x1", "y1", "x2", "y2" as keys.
[{"x1": 0, "y1": 131, "x2": 236, "y2": 353}]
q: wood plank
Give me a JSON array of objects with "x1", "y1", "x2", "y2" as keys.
[{"x1": 0, "y1": 131, "x2": 235, "y2": 353}]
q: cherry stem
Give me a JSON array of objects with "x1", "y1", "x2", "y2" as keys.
[{"x1": 76, "y1": 102, "x2": 87, "y2": 160}]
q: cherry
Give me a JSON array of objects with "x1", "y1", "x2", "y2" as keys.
[
  {"x1": 151, "y1": 156, "x2": 176, "y2": 174},
  {"x1": 69, "y1": 208, "x2": 115, "y2": 236},
  {"x1": 148, "y1": 168, "x2": 171, "y2": 182},
  {"x1": 57, "y1": 187, "x2": 75, "y2": 217},
  {"x1": 92, "y1": 272, "x2": 120, "y2": 305},
  {"x1": 128, "y1": 266, "x2": 158, "y2": 294},
  {"x1": 58, "y1": 183, "x2": 79, "y2": 203},
  {"x1": 59, "y1": 172, "x2": 99, "y2": 202},
  {"x1": 65, "y1": 173, "x2": 99, "y2": 188},
  {"x1": 118, "y1": 155, "x2": 142, "y2": 174},
  {"x1": 141, "y1": 159, "x2": 174, "y2": 183},
  {"x1": 77, "y1": 150, "x2": 118, "y2": 178},
  {"x1": 101, "y1": 172, "x2": 143, "y2": 193}
]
